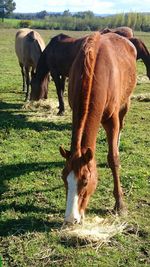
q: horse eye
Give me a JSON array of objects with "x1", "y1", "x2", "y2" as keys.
[{"x1": 82, "y1": 176, "x2": 88, "y2": 186}]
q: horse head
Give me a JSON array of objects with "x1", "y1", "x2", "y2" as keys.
[
  {"x1": 60, "y1": 146, "x2": 97, "y2": 225},
  {"x1": 30, "y1": 73, "x2": 49, "y2": 101}
]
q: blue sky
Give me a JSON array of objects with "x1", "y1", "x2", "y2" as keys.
[{"x1": 15, "y1": 0, "x2": 150, "y2": 14}]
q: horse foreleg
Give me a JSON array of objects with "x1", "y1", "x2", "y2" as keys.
[
  {"x1": 52, "y1": 73, "x2": 65, "y2": 115},
  {"x1": 31, "y1": 67, "x2": 35, "y2": 79},
  {"x1": 103, "y1": 113, "x2": 126, "y2": 214},
  {"x1": 25, "y1": 67, "x2": 30, "y2": 101}
]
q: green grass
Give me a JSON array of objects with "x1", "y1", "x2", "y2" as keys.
[{"x1": 0, "y1": 29, "x2": 150, "y2": 267}]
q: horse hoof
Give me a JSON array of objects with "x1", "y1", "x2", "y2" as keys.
[
  {"x1": 114, "y1": 203, "x2": 128, "y2": 216},
  {"x1": 57, "y1": 111, "x2": 64, "y2": 116}
]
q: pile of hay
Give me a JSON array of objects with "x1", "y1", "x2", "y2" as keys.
[
  {"x1": 59, "y1": 216, "x2": 127, "y2": 246},
  {"x1": 131, "y1": 93, "x2": 150, "y2": 102},
  {"x1": 137, "y1": 75, "x2": 149, "y2": 84},
  {"x1": 22, "y1": 99, "x2": 51, "y2": 110}
]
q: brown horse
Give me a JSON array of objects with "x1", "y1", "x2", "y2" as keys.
[
  {"x1": 15, "y1": 28, "x2": 45, "y2": 100},
  {"x1": 129, "y1": 37, "x2": 150, "y2": 79},
  {"x1": 100, "y1": 26, "x2": 134, "y2": 38},
  {"x1": 101, "y1": 29, "x2": 150, "y2": 79},
  {"x1": 30, "y1": 33, "x2": 85, "y2": 115},
  {"x1": 60, "y1": 32, "x2": 137, "y2": 224}
]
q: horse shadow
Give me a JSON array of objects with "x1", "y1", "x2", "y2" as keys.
[
  {"x1": 0, "y1": 101, "x2": 109, "y2": 240},
  {"x1": 0, "y1": 100, "x2": 71, "y2": 237},
  {"x1": 0, "y1": 160, "x2": 65, "y2": 237},
  {"x1": 0, "y1": 101, "x2": 72, "y2": 132}
]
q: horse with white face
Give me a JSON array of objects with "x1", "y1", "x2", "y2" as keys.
[{"x1": 60, "y1": 32, "x2": 137, "y2": 225}]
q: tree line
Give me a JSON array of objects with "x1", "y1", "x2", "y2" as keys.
[
  {"x1": 16, "y1": 11, "x2": 150, "y2": 32},
  {"x1": 0, "y1": 0, "x2": 150, "y2": 32}
]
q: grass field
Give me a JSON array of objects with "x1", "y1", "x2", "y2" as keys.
[{"x1": 0, "y1": 29, "x2": 150, "y2": 267}]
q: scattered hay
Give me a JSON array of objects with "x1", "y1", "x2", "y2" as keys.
[
  {"x1": 131, "y1": 93, "x2": 150, "y2": 102},
  {"x1": 137, "y1": 75, "x2": 149, "y2": 84},
  {"x1": 58, "y1": 216, "x2": 127, "y2": 247},
  {"x1": 22, "y1": 99, "x2": 51, "y2": 110}
]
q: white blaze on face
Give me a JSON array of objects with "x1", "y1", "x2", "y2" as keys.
[{"x1": 65, "y1": 171, "x2": 81, "y2": 224}]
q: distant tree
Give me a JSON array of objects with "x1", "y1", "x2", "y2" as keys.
[
  {"x1": 0, "y1": 0, "x2": 16, "y2": 21},
  {"x1": 36, "y1": 10, "x2": 48, "y2": 19},
  {"x1": 62, "y1": 9, "x2": 71, "y2": 17},
  {"x1": 74, "y1": 11, "x2": 94, "y2": 19}
]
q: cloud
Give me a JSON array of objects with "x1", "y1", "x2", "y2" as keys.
[
  {"x1": 48, "y1": 0, "x2": 114, "y2": 13},
  {"x1": 15, "y1": 0, "x2": 150, "y2": 14},
  {"x1": 15, "y1": 0, "x2": 114, "y2": 13}
]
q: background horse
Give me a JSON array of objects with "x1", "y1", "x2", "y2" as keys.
[
  {"x1": 100, "y1": 26, "x2": 134, "y2": 38},
  {"x1": 101, "y1": 29, "x2": 150, "y2": 79},
  {"x1": 30, "y1": 33, "x2": 85, "y2": 115},
  {"x1": 60, "y1": 32, "x2": 137, "y2": 225},
  {"x1": 129, "y1": 37, "x2": 150, "y2": 79},
  {"x1": 15, "y1": 28, "x2": 45, "y2": 100}
]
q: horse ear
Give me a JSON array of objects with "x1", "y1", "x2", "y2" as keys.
[
  {"x1": 82, "y1": 148, "x2": 93, "y2": 164},
  {"x1": 59, "y1": 146, "x2": 71, "y2": 159}
]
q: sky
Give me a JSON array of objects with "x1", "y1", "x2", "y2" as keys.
[{"x1": 14, "y1": 0, "x2": 150, "y2": 14}]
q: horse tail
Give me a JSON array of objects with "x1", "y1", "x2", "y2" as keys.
[{"x1": 71, "y1": 32, "x2": 101, "y2": 154}]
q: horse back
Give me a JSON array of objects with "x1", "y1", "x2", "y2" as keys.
[
  {"x1": 15, "y1": 29, "x2": 45, "y2": 68},
  {"x1": 69, "y1": 32, "x2": 137, "y2": 122},
  {"x1": 45, "y1": 34, "x2": 85, "y2": 76},
  {"x1": 95, "y1": 33, "x2": 137, "y2": 120}
]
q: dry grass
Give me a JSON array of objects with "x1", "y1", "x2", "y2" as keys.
[
  {"x1": 131, "y1": 93, "x2": 150, "y2": 102},
  {"x1": 57, "y1": 216, "x2": 127, "y2": 248},
  {"x1": 137, "y1": 74, "x2": 150, "y2": 84},
  {"x1": 22, "y1": 98, "x2": 72, "y2": 123},
  {"x1": 22, "y1": 99, "x2": 52, "y2": 111}
]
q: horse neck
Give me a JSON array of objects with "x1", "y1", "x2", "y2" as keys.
[
  {"x1": 70, "y1": 32, "x2": 102, "y2": 156},
  {"x1": 138, "y1": 42, "x2": 150, "y2": 77},
  {"x1": 36, "y1": 50, "x2": 49, "y2": 81},
  {"x1": 139, "y1": 44, "x2": 150, "y2": 65},
  {"x1": 134, "y1": 39, "x2": 150, "y2": 64}
]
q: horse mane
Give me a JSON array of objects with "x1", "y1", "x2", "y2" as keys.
[{"x1": 71, "y1": 32, "x2": 101, "y2": 153}]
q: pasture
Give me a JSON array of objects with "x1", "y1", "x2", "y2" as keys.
[{"x1": 0, "y1": 29, "x2": 150, "y2": 266}]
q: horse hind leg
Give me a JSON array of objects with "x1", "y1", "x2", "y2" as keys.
[
  {"x1": 20, "y1": 63, "x2": 26, "y2": 92},
  {"x1": 103, "y1": 112, "x2": 127, "y2": 215},
  {"x1": 25, "y1": 66, "x2": 30, "y2": 101},
  {"x1": 118, "y1": 100, "x2": 130, "y2": 146}
]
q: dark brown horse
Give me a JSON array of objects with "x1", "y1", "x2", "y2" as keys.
[
  {"x1": 30, "y1": 34, "x2": 85, "y2": 115},
  {"x1": 129, "y1": 37, "x2": 150, "y2": 79},
  {"x1": 100, "y1": 26, "x2": 134, "y2": 38},
  {"x1": 101, "y1": 28, "x2": 150, "y2": 79},
  {"x1": 60, "y1": 32, "x2": 137, "y2": 225},
  {"x1": 15, "y1": 28, "x2": 45, "y2": 100}
]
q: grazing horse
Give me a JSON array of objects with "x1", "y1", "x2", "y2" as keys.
[
  {"x1": 30, "y1": 34, "x2": 85, "y2": 115},
  {"x1": 100, "y1": 26, "x2": 134, "y2": 38},
  {"x1": 129, "y1": 37, "x2": 150, "y2": 79},
  {"x1": 101, "y1": 29, "x2": 150, "y2": 79},
  {"x1": 60, "y1": 32, "x2": 137, "y2": 225},
  {"x1": 15, "y1": 28, "x2": 45, "y2": 100}
]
